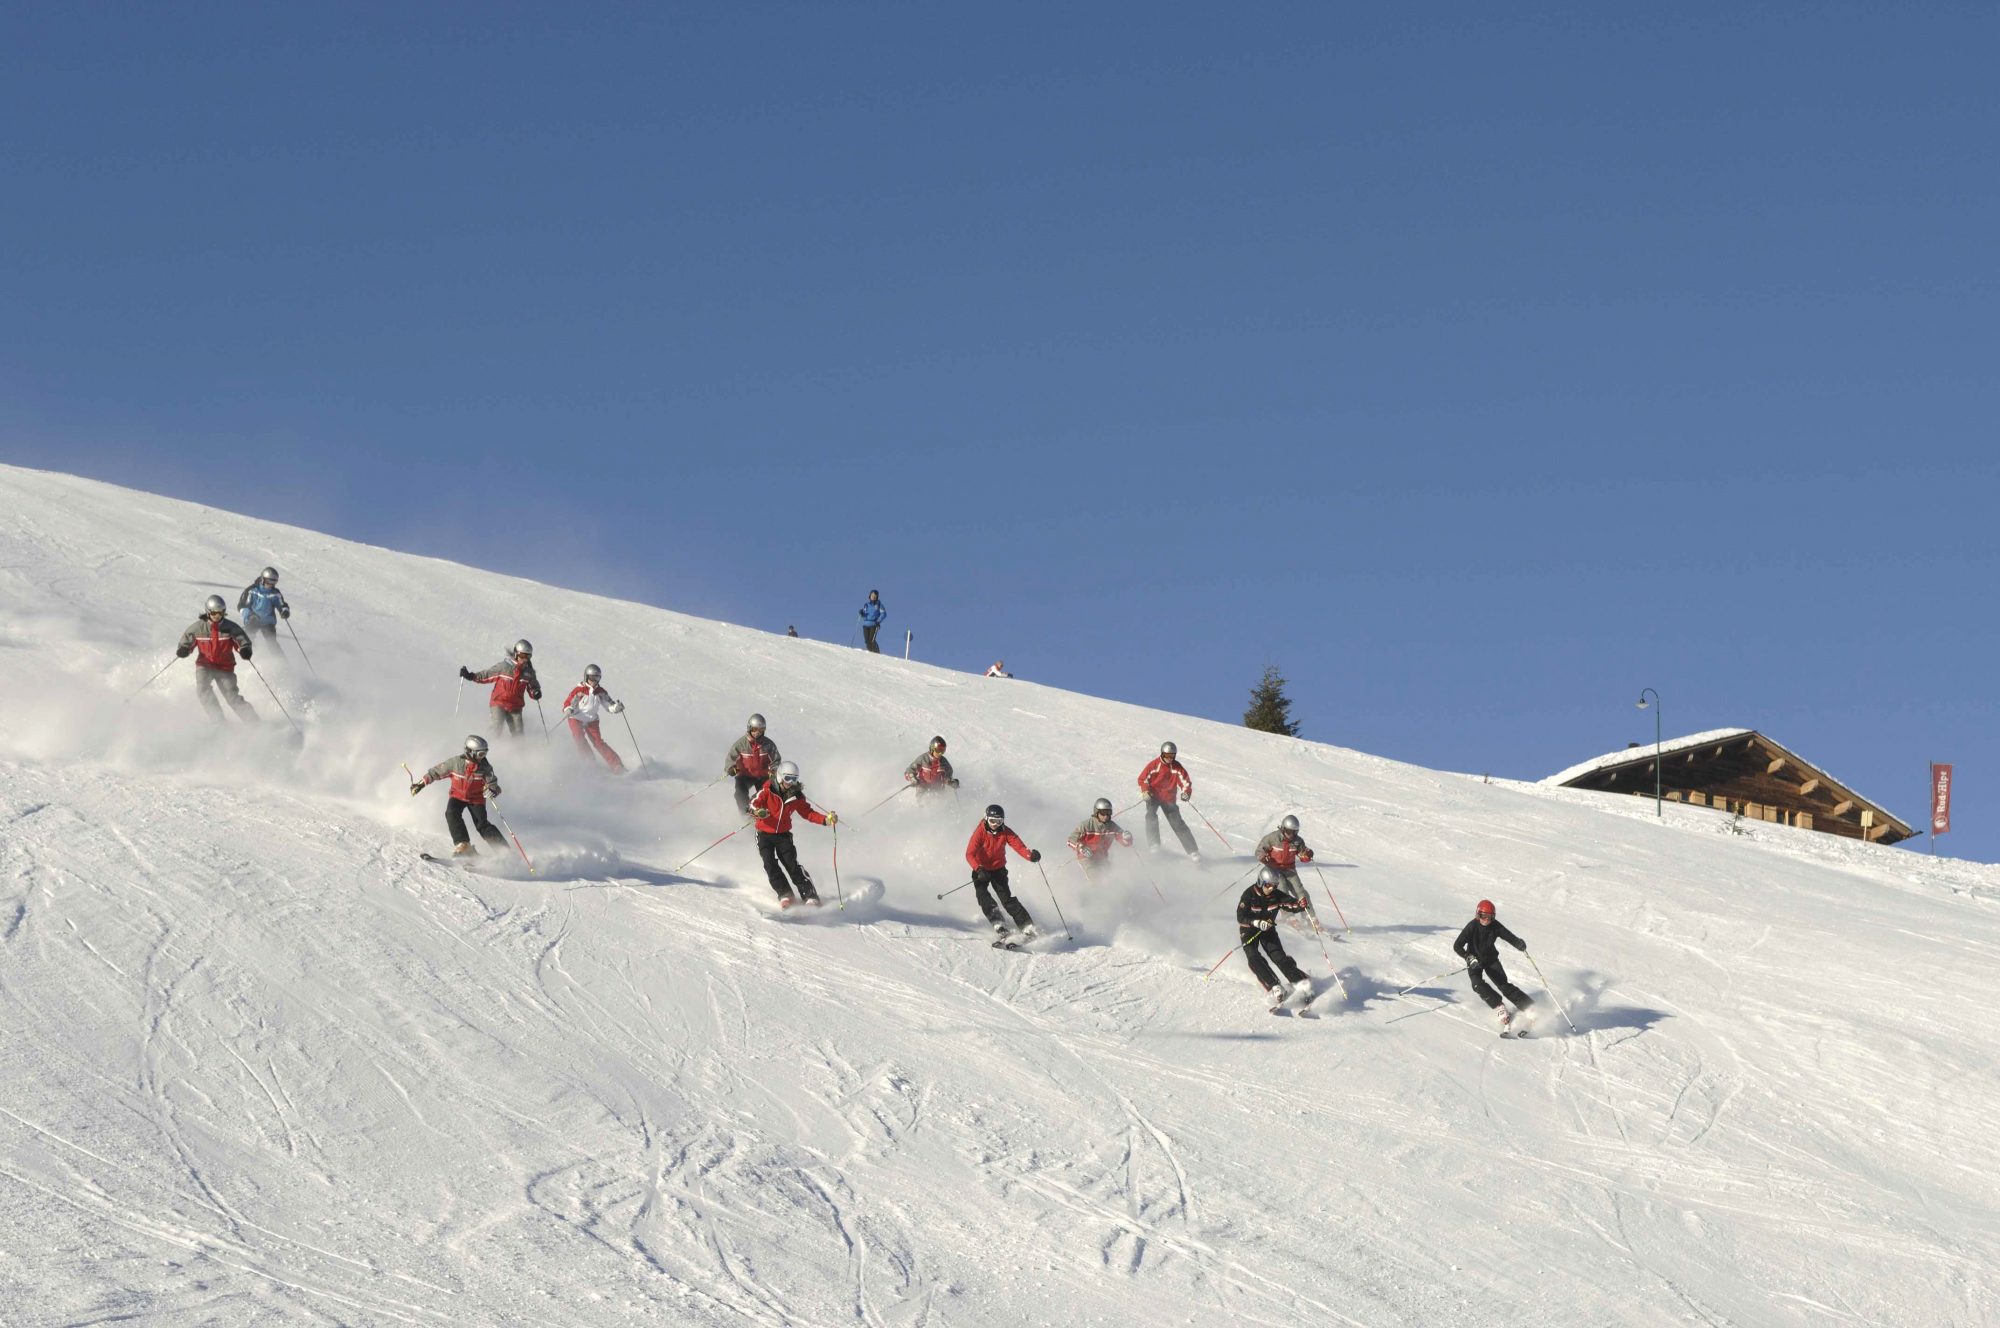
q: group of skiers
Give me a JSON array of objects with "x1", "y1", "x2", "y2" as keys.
[{"x1": 162, "y1": 575, "x2": 1541, "y2": 1027}]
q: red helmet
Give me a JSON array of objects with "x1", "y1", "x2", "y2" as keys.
[{"x1": 1476, "y1": 899, "x2": 1495, "y2": 916}]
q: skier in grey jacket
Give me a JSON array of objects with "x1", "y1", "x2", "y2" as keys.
[
  {"x1": 725, "y1": 714, "x2": 783, "y2": 814},
  {"x1": 175, "y1": 596, "x2": 258, "y2": 723}
]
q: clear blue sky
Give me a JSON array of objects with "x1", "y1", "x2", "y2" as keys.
[{"x1": 5, "y1": 4, "x2": 1996, "y2": 857}]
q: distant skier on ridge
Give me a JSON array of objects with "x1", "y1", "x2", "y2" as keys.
[
  {"x1": 560, "y1": 664, "x2": 625, "y2": 773},
  {"x1": 460, "y1": 640, "x2": 542, "y2": 739},
  {"x1": 859, "y1": 590, "x2": 886, "y2": 653},
  {"x1": 174, "y1": 595, "x2": 258, "y2": 723},
  {"x1": 1453, "y1": 899, "x2": 1537, "y2": 1033}
]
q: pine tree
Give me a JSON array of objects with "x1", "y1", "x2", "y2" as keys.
[{"x1": 1243, "y1": 664, "x2": 1301, "y2": 737}]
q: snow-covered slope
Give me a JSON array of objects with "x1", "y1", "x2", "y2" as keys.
[{"x1": 0, "y1": 463, "x2": 1995, "y2": 1327}]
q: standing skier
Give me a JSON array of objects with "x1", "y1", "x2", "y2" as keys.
[
  {"x1": 725, "y1": 714, "x2": 782, "y2": 814},
  {"x1": 411, "y1": 735, "x2": 508, "y2": 856},
  {"x1": 460, "y1": 640, "x2": 542, "y2": 739},
  {"x1": 965, "y1": 804, "x2": 1043, "y2": 942},
  {"x1": 1237, "y1": 866, "x2": 1312, "y2": 1011},
  {"x1": 1066, "y1": 798, "x2": 1133, "y2": 880},
  {"x1": 749, "y1": 761, "x2": 837, "y2": 907},
  {"x1": 560, "y1": 664, "x2": 625, "y2": 773},
  {"x1": 1453, "y1": 899, "x2": 1537, "y2": 1031},
  {"x1": 1254, "y1": 815, "x2": 1315, "y2": 900},
  {"x1": 903, "y1": 735, "x2": 959, "y2": 798},
  {"x1": 859, "y1": 590, "x2": 886, "y2": 653},
  {"x1": 1137, "y1": 741, "x2": 1200, "y2": 861},
  {"x1": 175, "y1": 595, "x2": 258, "y2": 723},
  {"x1": 235, "y1": 566, "x2": 290, "y2": 656}
]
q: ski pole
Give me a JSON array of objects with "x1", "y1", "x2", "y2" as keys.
[
  {"x1": 245, "y1": 658, "x2": 303, "y2": 736},
  {"x1": 857, "y1": 782, "x2": 913, "y2": 820},
  {"x1": 536, "y1": 697, "x2": 551, "y2": 742},
  {"x1": 831, "y1": 825, "x2": 846, "y2": 909},
  {"x1": 1034, "y1": 860, "x2": 1073, "y2": 940},
  {"x1": 1116, "y1": 797, "x2": 1147, "y2": 818},
  {"x1": 1396, "y1": 964, "x2": 1467, "y2": 997},
  {"x1": 1210, "y1": 861, "x2": 1260, "y2": 902},
  {"x1": 673, "y1": 774, "x2": 729, "y2": 809},
  {"x1": 1311, "y1": 862, "x2": 1351, "y2": 934},
  {"x1": 676, "y1": 816, "x2": 756, "y2": 873},
  {"x1": 1524, "y1": 951, "x2": 1578, "y2": 1032},
  {"x1": 618, "y1": 710, "x2": 647, "y2": 771},
  {"x1": 1202, "y1": 942, "x2": 1245, "y2": 981},
  {"x1": 1298, "y1": 888, "x2": 1337, "y2": 972},
  {"x1": 489, "y1": 797, "x2": 536, "y2": 874},
  {"x1": 455, "y1": 676, "x2": 464, "y2": 716},
  {"x1": 284, "y1": 618, "x2": 317, "y2": 675},
  {"x1": 1185, "y1": 796, "x2": 1232, "y2": 850},
  {"x1": 121, "y1": 654, "x2": 184, "y2": 705},
  {"x1": 936, "y1": 876, "x2": 975, "y2": 900},
  {"x1": 1136, "y1": 861, "x2": 1166, "y2": 903}
]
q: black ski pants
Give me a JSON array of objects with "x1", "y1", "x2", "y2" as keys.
[
  {"x1": 732, "y1": 774, "x2": 762, "y2": 815},
  {"x1": 757, "y1": 831, "x2": 818, "y2": 902},
  {"x1": 1241, "y1": 927, "x2": 1308, "y2": 992},
  {"x1": 862, "y1": 624, "x2": 881, "y2": 653},
  {"x1": 247, "y1": 620, "x2": 283, "y2": 657},
  {"x1": 1469, "y1": 958, "x2": 1534, "y2": 1012},
  {"x1": 1144, "y1": 797, "x2": 1198, "y2": 855},
  {"x1": 972, "y1": 867, "x2": 1033, "y2": 931},
  {"x1": 446, "y1": 799, "x2": 508, "y2": 850}
]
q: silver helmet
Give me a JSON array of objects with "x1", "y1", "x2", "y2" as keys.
[
  {"x1": 464, "y1": 735, "x2": 489, "y2": 756},
  {"x1": 202, "y1": 594, "x2": 227, "y2": 616},
  {"x1": 583, "y1": 664, "x2": 602, "y2": 682},
  {"x1": 774, "y1": 761, "x2": 800, "y2": 787},
  {"x1": 1160, "y1": 741, "x2": 1178, "y2": 758},
  {"x1": 512, "y1": 639, "x2": 533, "y2": 658},
  {"x1": 1092, "y1": 798, "x2": 1113, "y2": 816},
  {"x1": 1279, "y1": 815, "x2": 1300, "y2": 835},
  {"x1": 1257, "y1": 865, "x2": 1283, "y2": 889},
  {"x1": 747, "y1": 713, "x2": 767, "y2": 733},
  {"x1": 259, "y1": 566, "x2": 279, "y2": 583}
]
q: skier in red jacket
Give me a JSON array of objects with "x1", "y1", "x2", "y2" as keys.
[
  {"x1": 725, "y1": 714, "x2": 781, "y2": 814},
  {"x1": 903, "y1": 736, "x2": 958, "y2": 798},
  {"x1": 411, "y1": 735, "x2": 508, "y2": 856},
  {"x1": 1137, "y1": 741, "x2": 1200, "y2": 861},
  {"x1": 559, "y1": 664, "x2": 625, "y2": 773},
  {"x1": 175, "y1": 595, "x2": 259, "y2": 723},
  {"x1": 749, "y1": 762, "x2": 837, "y2": 907},
  {"x1": 965, "y1": 805, "x2": 1043, "y2": 941},
  {"x1": 1066, "y1": 798, "x2": 1134, "y2": 881},
  {"x1": 460, "y1": 640, "x2": 542, "y2": 739}
]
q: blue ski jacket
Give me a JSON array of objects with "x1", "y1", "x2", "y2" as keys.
[
  {"x1": 240, "y1": 583, "x2": 290, "y2": 627},
  {"x1": 859, "y1": 596, "x2": 887, "y2": 627}
]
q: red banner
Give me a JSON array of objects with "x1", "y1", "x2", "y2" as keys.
[{"x1": 1930, "y1": 763, "x2": 1953, "y2": 835}]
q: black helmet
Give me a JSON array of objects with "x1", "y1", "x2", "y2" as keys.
[
  {"x1": 983, "y1": 804, "x2": 1005, "y2": 826},
  {"x1": 930, "y1": 735, "x2": 947, "y2": 751}
]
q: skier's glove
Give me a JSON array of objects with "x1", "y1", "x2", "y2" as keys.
[
  {"x1": 726, "y1": 764, "x2": 739, "y2": 777},
  {"x1": 529, "y1": 688, "x2": 542, "y2": 701},
  {"x1": 175, "y1": 646, "x2": 192, "y2": 658},
  {"x1": 240, "y1": 645, "x2": 252, "y2": 659},
  {"x1": 1466, "y1": 960, "x2": 1482, "y2": 976},
  {"x1": 1028, "y1": 849, "x2": 1042, "y2": 863},
  {"x1": 1119, "y1": 833, "x2": 1133, "y2": 846},
  {"x1": 1256, "y1": 919, "x2": 1273, "y2": 931},
  {"x1": 949, "y1": 778, "x2": 960, "y2": 788},
  {"x1": 459, "y1": 667, "x2": 475, "y2": 680},
  {"x1": 279, "y1": 608, "x2": 290, "y2": 619},
  {"x1": 608, "y1": 701, "x2": 623, "y2": 713},
  {"x1": 562, "y1": 707, "x2": 575, "y2": 718},
  {"x1": 1299, "y1": 851, "x2": 1314, "y2": 863},
  {"x1": 826, "y1": 812, "x2": 839, "y2": 827},
  {"x1": 410, "y1": 783, "x2": 423, "y2": 796}
]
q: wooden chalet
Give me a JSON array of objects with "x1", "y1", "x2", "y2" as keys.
[{"x1": 1545, "y1": 728, "x2": 1915, "y2": 846}]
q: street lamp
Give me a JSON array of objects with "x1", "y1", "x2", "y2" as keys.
[{"x1": 1635, "y1": 688, "x2": 1662, "y2": 817}]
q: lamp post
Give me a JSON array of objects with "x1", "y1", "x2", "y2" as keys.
[{"x1": 1635, "y1": 688, "x2": 1662, "y2": 817}]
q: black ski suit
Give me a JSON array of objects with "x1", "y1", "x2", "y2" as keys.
[
  {"x1": 1236, "y1": 885, "x2": 1308, "y2": 992},
  {"x1": 1452, "y1": 916, "x2": 1534, "y2": 1013}
]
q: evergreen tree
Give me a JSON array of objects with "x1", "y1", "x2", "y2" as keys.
[{"x1": 1243, "y1": 664, "x2": 1302, "y2": 737}]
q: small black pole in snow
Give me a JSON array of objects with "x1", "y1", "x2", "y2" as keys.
[{"x1": 284, "y1": 618, "x2": 317, "y2": 675}]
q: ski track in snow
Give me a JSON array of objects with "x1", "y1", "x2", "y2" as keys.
[{"x1": 0, "y1": 464, "x2": 1997, "y2": 1326}]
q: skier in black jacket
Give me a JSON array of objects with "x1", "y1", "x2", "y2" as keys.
[
  {"x1": 1237, "y1": 867, "x2": 1312, "y2": 1010},
  {"x1": 1453, "y1": 898, "x2": 1536, "y2": 1030}
]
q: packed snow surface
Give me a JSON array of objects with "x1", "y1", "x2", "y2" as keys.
[{"x1": 1, "y1": 464, "x2": 1996, "y2": 1326}]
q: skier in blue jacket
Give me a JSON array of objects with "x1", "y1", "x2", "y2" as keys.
[
  {"x1": 236, "y1": 566, "x2": 291, "y2": 655},
  {"x1": 859, "y1": 589, "x2": 886, "y2": 653}
]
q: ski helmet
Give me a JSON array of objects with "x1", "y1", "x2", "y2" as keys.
[
  {"x1": 1476, "y1": 899, "x2": 1496, "y2": 917},
  {"x1": 583, "y1": 664, "x2": 602, "y2": 682},
  {"x1": 774, "y1": 761, "x2": 800, "y2": 787},
  {"x1": 512, "y1": 639, "x2": 533, "y2": 658},
  {"x1": 464, "y1": 734, "x2": 489, "y2": 756},
  {"x1": 1278, "y1": 815, "x2": 1300, "y2": 835},
  {"x1": 203, "y1": 594, "x2": 227, "y2": 616},
  {"x1": 1257, "y1": 865, "x2": 1282, "y2": 889},
  {"x1": 747, "y1": 713, "x2": 766, "y2": 733},
  {"x1": 983, "y1": 804, "x2": 1005, "y2": 826},
  {"x1": 930, "y1": 735, "x2": 947, "y2": 752},
  {"x1": 1160, "y1": 741, "x2": 1177, "y2": 758},
  {"x1": 1092, "y1": 798, "x2": 1113, "y2": 817},
  {"x1": 260, "y1": 566, "x2": 279, "y2": 583}
]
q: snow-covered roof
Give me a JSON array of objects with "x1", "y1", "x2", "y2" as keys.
[{"x1": 1542, "y1": 728, "x2": 1753, "y2": 787}]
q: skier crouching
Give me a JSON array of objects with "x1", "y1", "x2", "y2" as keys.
[
  {"x1": 1454, "y1": 899, "x2": 1536, "y2": 1031},
  {"x1": 903, "y1": 735, "x2": 958, "y2": 798},
  {"x1": 750, "y1": 761, "x2": 836, "y2": 907},
  {"x1": 1066, "y1": 798, "x2": 1133, "y2": 881},
  {"x1": 412, "y1": 735, "x2": 508, "y2": 856},
  {"x1": 175, "y1": 595, "x2": 258, "y2": 723},
  {"x1": 965, "y1": 805, "x2": 1042, "y2": 941},
  {"x1": 561, "y1": 664, "x2": 625, "y2": 773},
  {"x1": 1238, "y1": 866, "x2": 1312, "y2": 1010}
]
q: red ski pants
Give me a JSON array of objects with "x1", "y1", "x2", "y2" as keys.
[{"x1": 566, "y1": 718, "x2": 625, "y2": 772}]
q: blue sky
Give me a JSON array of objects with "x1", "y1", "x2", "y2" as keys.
[{"x1": 5, "y1": 4, "x2": 1996, "y2": 857}]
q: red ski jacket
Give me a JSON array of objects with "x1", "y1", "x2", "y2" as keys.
[
  {"x1": 751, "y1": 783, "x2": 829, "y2": 834},
  {"x1": 424, "y1": 754, "x2": 501, "y2": 805},
  {"x1": 726, "y1": 734, "x2": 780, "y2": 780},
  {"x1": 179, "y1": 618, "x2": 250, "y2": 672},
  {"x1": 475, "y1": 658, "x2": 540, "y2": 713},
  {"x1": 1137, "y1": 757, "x2": 1192, "y2": 803},
  {"x1": 965, "y1": 822, "x2": 1033, "y2": 871},
  {"x1": 1255, "y1": 830, "x2": 1314, "y2": 871}
]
